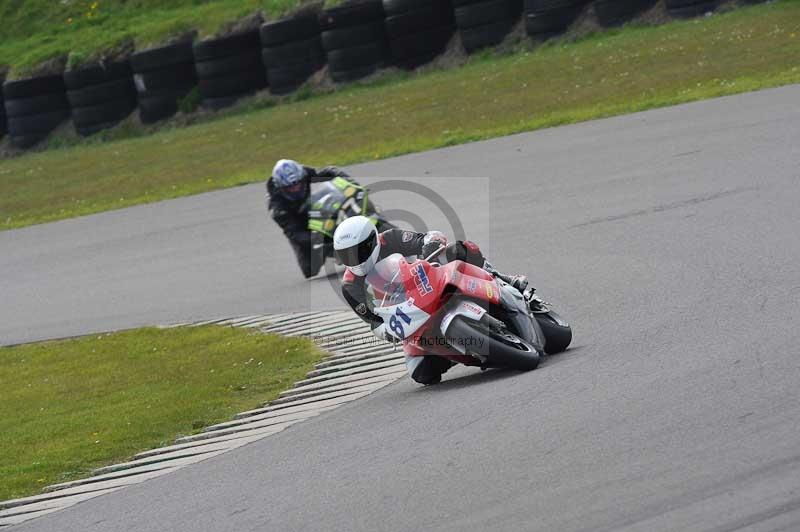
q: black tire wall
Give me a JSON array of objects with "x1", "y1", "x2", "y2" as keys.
[
  {"x1": 64, "y1": 61, "x2": 137, "y2": 136},
  {"x1": 260, "y1": 14, "x2": 326, "y2": 95},
  {"x1": 319, "y1": 1, "x2": 389, "y2": 83},
  {"x1": 0, "y1": 77, "x2": 6, "y2": 139},
  {"x1": 3, "y1": 74, "x2": 71, "y2": 149},
  {"x1": 524, "y1": 0, "x2": 588, "y2": 39},
  {"x1": 383, "y1": 0, "x2": 455, "y2": 69},
  {"x1": 593, "y1": 0, "x2": 657, "y2": 27},
  {"x1": 131, "y1": 41, "x2": 197, "y2": 123},
  {"x1": 194, "y1": 29, "x2": 267, "y2": 110},
  {"x1": 665, "y1": 0, "x2": 719, "y2": 17},
  {"x1": 454, "y1": 0, "x2": 522, "y2": 54}
]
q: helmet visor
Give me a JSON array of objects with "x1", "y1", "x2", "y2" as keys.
[
  {"x1": 335, "y1": 232, "x2": 377, "y2": 267},
  {"x1": 280, "y1": 182, "x2": 305, "y2": 201}
]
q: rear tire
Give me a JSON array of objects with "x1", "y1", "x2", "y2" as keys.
[
  {"x1": 446, "y1": 316, "x2": 540, "y2": 371},
  {"x1": 533, "y1": 311, "x2": 572, "y2": 354}
]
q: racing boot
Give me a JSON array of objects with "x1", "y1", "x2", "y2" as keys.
[
  {"x1": 498, "y1": 273, "x2": 529, "y2": 294},
  {"x1": 523, "y1": 287, "x2": 548, "y2": 313}
]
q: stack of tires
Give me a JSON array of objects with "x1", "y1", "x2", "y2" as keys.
[
  {"x1": 260, "y1": 14, "x2": 326, "y2": 95},
  {"x1": 194, "y1": 30, "x2": 267, "y2": 110},
  {"x1": 64, "y1": 61, "x2": 137, "y2": 136},
  {"x1": 131, "y1": 41, "x2": 197, "y2": 124},
  {"x1": 524, "y1": 0, "x2": 587, "y2": 39},
  {"x1": 383, "y1": 0, "x2": 455, "y2": 69},
  {"x1": 665, "y1": 0, "x2": 718, "y2": 17},
  {"x1": 0, "y1": 79, "x2": 6, "y2": 139},
  {"x1": 319, "y1": 1, "x2": 389, "y2": 83},
  {"x1": 593, "y1": 0, "x2": 655, "y2": 27},
  {"x1": 3, "y1": 75, "x2": 71, "y2": 149},
  {"x1": 453, "y1": 0, "x2": 522, "y2": 54}
]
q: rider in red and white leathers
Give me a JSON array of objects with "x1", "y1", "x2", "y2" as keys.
[{"x1": 333, "y1": 216, "x2": 527, "y2": 385}]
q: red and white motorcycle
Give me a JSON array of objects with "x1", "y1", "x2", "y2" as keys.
[{"x1": 366, "y1": 252, "x2": 572, "y2": 372}]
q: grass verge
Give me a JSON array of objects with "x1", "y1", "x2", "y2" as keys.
[
  {"x1": 0, "y1": 0, "x2": 301, "y2": 77},
  {"x1": 1, "y1": 0, "x2": 799, "y2": 230},
  {"x1": 0, "y1": 325, "x2": 322, "y2": 501}
]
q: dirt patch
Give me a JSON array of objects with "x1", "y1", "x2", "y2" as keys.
[
  {"x1": 493, "y1": 17, "x2": 532, "y2": 55},
  {"x1": 0, "y1": 137, "x2": 22, "y2": 159},
  {"x1": 216, "y1": 11, "x2": 265, "y2": 37},
  {"x1": 414, "y1": 33, "x2": 469, "y2": 74},
  {"x1": 286, "y1": 1, "x2": 325, "y2": 20},
  {"x1": 634, "y1": 1, "x2": 672, "y2": 26},
  {"x1": 67, "y1": 38, "x2": 136, "y2": 72},
  {"x1": 560, "y1": 4, "x2": 604, "y2": 42},
  {"x1": 156, "y1": 31, "x2": 198, "y2": 48},
  {"x1": 8, "y1": 56, "x2": 68, "y2": 81}
]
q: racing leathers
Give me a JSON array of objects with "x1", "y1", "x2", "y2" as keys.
[
  {"x1": 267, "y1": 165, "x2": 350, "y2": 278},
  {"x1": 341, "y1": 228, "x2": 487, "y2": 385}
]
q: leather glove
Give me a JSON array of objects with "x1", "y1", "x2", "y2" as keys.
[
  {"x1": 319, "y1": 166, "x2": 349, "y2": 178},
  {"x1": 421, "y1": 231, "x2": 448, "y2": 262},
  {"x1": 371, "y1": 322, "x2": 393, "y2": 342}
]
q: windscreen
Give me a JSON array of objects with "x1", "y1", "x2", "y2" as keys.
[{"x1": 366, "y1": 253, "x2": 408, "y2": 307}]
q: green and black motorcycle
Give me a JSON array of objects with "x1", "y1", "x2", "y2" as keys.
[{"x1": 303, "y1": 176, "x2": 395, "y2": 277}]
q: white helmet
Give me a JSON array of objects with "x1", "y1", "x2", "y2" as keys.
[{"x1": 333, "y1": 216, "x2": 380, "y2": 277}]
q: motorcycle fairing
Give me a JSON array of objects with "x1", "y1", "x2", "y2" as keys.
[
  {"x1": 368, "y1": 254, "x2": 530, "y2": 363},
  {"x1": 404, "y1": 259, "x2": 501, "y2": 315},
  {"x1": 498, "y1": 283, "x2": 545, "y2": 352},
  {"x1": 439, "y1": 300, "x2": 487, "y2": 348},
  {"x1": 306, "y1": 179, "x2": 375, "y2": 237},
  {"x1": 372, "y1": 298, "x2": 431, "y2": 341}
]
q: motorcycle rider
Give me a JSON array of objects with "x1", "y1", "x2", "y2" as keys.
[
  {"x1": 333, "y1": 215, "x2": 528, "y2": 385},
  {"x1": 267, "y1": 159, "x2": 352, "y2": 278}
]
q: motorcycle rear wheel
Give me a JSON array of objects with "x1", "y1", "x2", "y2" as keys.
[{"x1": 446, "y1": 316, "x2": 541, "y2": 371}]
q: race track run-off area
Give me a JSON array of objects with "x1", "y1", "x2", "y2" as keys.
[{"x1": 2, "y1": 85, "x2": 800, "y2": 531}]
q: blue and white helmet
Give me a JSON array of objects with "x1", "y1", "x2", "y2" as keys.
[{"x1": 272, "y1": 159, "x2": 306, "y2": 201}]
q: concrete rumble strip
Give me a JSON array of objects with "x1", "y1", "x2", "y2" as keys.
[{"x1": 0, "y1": 312, "x2": 404, "y2": 527}]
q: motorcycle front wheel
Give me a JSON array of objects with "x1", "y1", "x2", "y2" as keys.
[
  {"x1": 533, "y1": 311, "x2": 572, "y2": 354},
  {"x1": 446, "y1": 317, "x2": 540, "y2": 371}
]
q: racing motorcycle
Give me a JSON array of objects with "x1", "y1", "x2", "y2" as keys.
[
  {"x1": 367, "y1": 252, "x2": 572, "y2": 372},
  {"x1": 305, "y1": 177, "x2": 395, "y2": 274}
]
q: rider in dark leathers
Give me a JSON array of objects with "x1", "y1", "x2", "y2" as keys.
[{"x1": 266, "y1": 159, "x2": 350, "y2": 278}]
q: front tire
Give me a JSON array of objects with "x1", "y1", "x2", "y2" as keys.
[
  {"x1": 534, "y1": 311, "x2": 572, "y2": 354},
  {"x1": 446, "y1": 316, "x2": 540, "y2": 371}
]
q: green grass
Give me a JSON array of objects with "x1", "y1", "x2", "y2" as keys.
[
  {"x1": 0, "y1": 325, "x2": 323, "y2": 501},
  {"x1": 0, "y1": 0, "x2": 303, "y2": 77},
  {"x1": 1, "y1": 0, "x2": 799, "y2": 230}
]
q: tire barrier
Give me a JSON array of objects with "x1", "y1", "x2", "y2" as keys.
[
  {"x1": 194, "y1": 29, "x2": 268, "y2": 110},
  {"x1": 64, "y1": 61, "x2": 137, "y2": 137},
  {"x1": 260, "y1": 14, "x2": 326, "y2": 95},
  {"x1": 319, "y1": 1, "x2": 389, "y2": 83},
  {"x1": 2, "y1": 74, "x2": 71, "y2": 149},
  {"x1": 525, "y1": 0, "x2": 588, "y2": 40},
  {"x1": 594, "y1": 0, "x2": 656, "y2": 27},
  {"x1": 131, "y1": 41, "x2": 197, "y2": 124},
  {"x1": 665, "y1": 0, "x2": 718, "y2": 17},
  {"x1": 0, "y1": 0, "x2": 772, "y2": 151},
  {"x1": 0, "y1": 79, "x2": 6, "y2": 140},
  {"x1": 454, "y1": 0, "x2": 522, "y2": 54},
  {"x1": 383, "y1": 0, "x2": 455, "y2": 69}
]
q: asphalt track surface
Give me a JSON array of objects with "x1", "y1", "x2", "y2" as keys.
[{"x1": 4, "y1": 85, "x2": 800, "y2": 531}]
